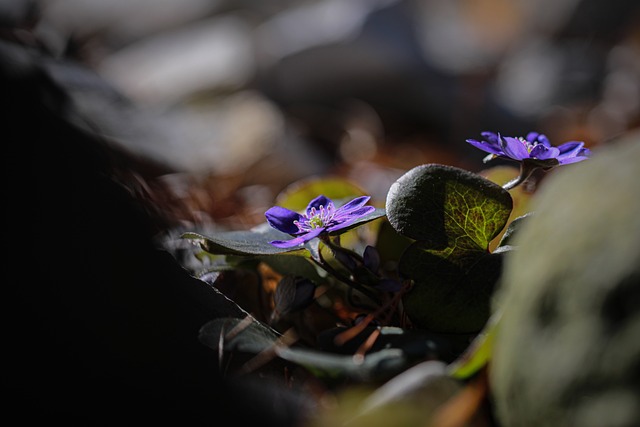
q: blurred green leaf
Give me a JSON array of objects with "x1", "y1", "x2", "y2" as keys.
[
  {"x1": 447, "y1": 309, "x2": 501, "y2": 379},
  {"x1": 275, "y1": 176, "x2": 369, "y2": 211}
]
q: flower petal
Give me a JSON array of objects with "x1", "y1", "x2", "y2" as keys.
[
  {"x1": 526, "y1": 132, "x2": 551, "y2": 147},
  {"x1": 480, "y1": 131, "x2": 500, "y2": 145},
  {"x1": 269, "y1": 228, "x2": 324, "y2": 248},
  {"x1": 327, "y1": 206, "x2": 375, "y2": 232},
  {"x1": 265, "y1": 206, "x2": 302, "y2": 234},
  {"x1": 307, "y1": 195, "x2": 331, "y2": 212},
  {"x1": 558, "y1": 156, "x2": 589, "y2": 165},
  {"x1": 501, "y1": 136, "x2": 529, "y2": 160},
  {"x1": 530, "y1": 144, "x2": 559, "y2": 160},
  {"x1": 556, "y1": 141, "x2": 584, "y2": 156},
  {"x1": 336, "y1": 196, "x2": 371, "y2": 213},
  {"x1": 332, "y1": 204, "x2": 375, "y2": 222},
  {"x1": 556, "y1": 142, "x2": 591, "y2": 165},
  {"x1": 525, "y1": 132, "x2": 539, "y2": 143},
  {"x1": 537, "y1": 134, "x2": 551, "y2": 147},
  {"x1": 466, "y1": 138, "x2": 504, "y2": 155},
  {"x1": 557, "y1": 150, "x2": 591, "y2": 164},
  {"x1": 468, "y1": 131, "x2": 590, "y2": 169}
]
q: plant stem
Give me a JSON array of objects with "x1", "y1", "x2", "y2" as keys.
[
  {"x1": 310, "y1": 251, "x2": 381, "y2": 306},
  {"x1": 503, "y1": 162, "x2": 538, "y2": 191},
  {"x1": 323, "y1": 236, "x2": 364, "y2": 264}
]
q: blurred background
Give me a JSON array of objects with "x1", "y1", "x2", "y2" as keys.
[{"x1": 3, "y1": 0, "x2": 639, "y2": 230}]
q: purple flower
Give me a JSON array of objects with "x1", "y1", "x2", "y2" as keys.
[
  {"x1": 466, "y1": 131, "x2": 591, "y2": 165},
  {"x1": 265, "y1": 195, "x2": 375, "y2": 248}
]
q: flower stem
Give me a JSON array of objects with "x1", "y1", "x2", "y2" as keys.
[
  {"x1": 323, "y1": 236, "x2": 364, "y2": 264},
  {"x1": 502, "y1": 175, "x2": 525, "y2": 191},
  {"x1": 503, "y1": 162, "x2": 538, "y2": 191},
  {"x1": 310, "y1": 250, "x2": 382, "y2": 306}
]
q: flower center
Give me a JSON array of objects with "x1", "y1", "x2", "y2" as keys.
[
  {"x1": 519, "y1": 137, "x2": 537, "y2": 153},
  {"x1": 294, "y1": 204, "x2": 336, "y2": 232}
]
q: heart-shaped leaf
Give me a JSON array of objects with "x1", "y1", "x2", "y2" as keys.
[
  {"x1": 385, "y1": 164, "x2": 512, "y2": 333},
  {"x1": 400, "y1": 244, "x2": 504, "y2": 333},
  {"x1": 386, "y1": 164, "x2": 512, "y2": 249}
]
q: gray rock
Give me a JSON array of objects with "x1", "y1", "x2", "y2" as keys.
[{"x1": 490, "y1": 132, "x2": 640, "y2": 427}]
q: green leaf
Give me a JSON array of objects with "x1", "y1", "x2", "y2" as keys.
[
  {"x1": 384, "y1": 164, "x2": 512, "y2": 333},
  {"x1": 386, "y1": 164, "x2": 512, "y2": 249},
  {"x1": 181, "y1": 222, "x2": 310, "y2": 256}
]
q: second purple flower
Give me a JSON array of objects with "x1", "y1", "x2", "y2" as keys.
[{"x1": 466, "y1": 131, "x2": 591, "y2": 165}]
